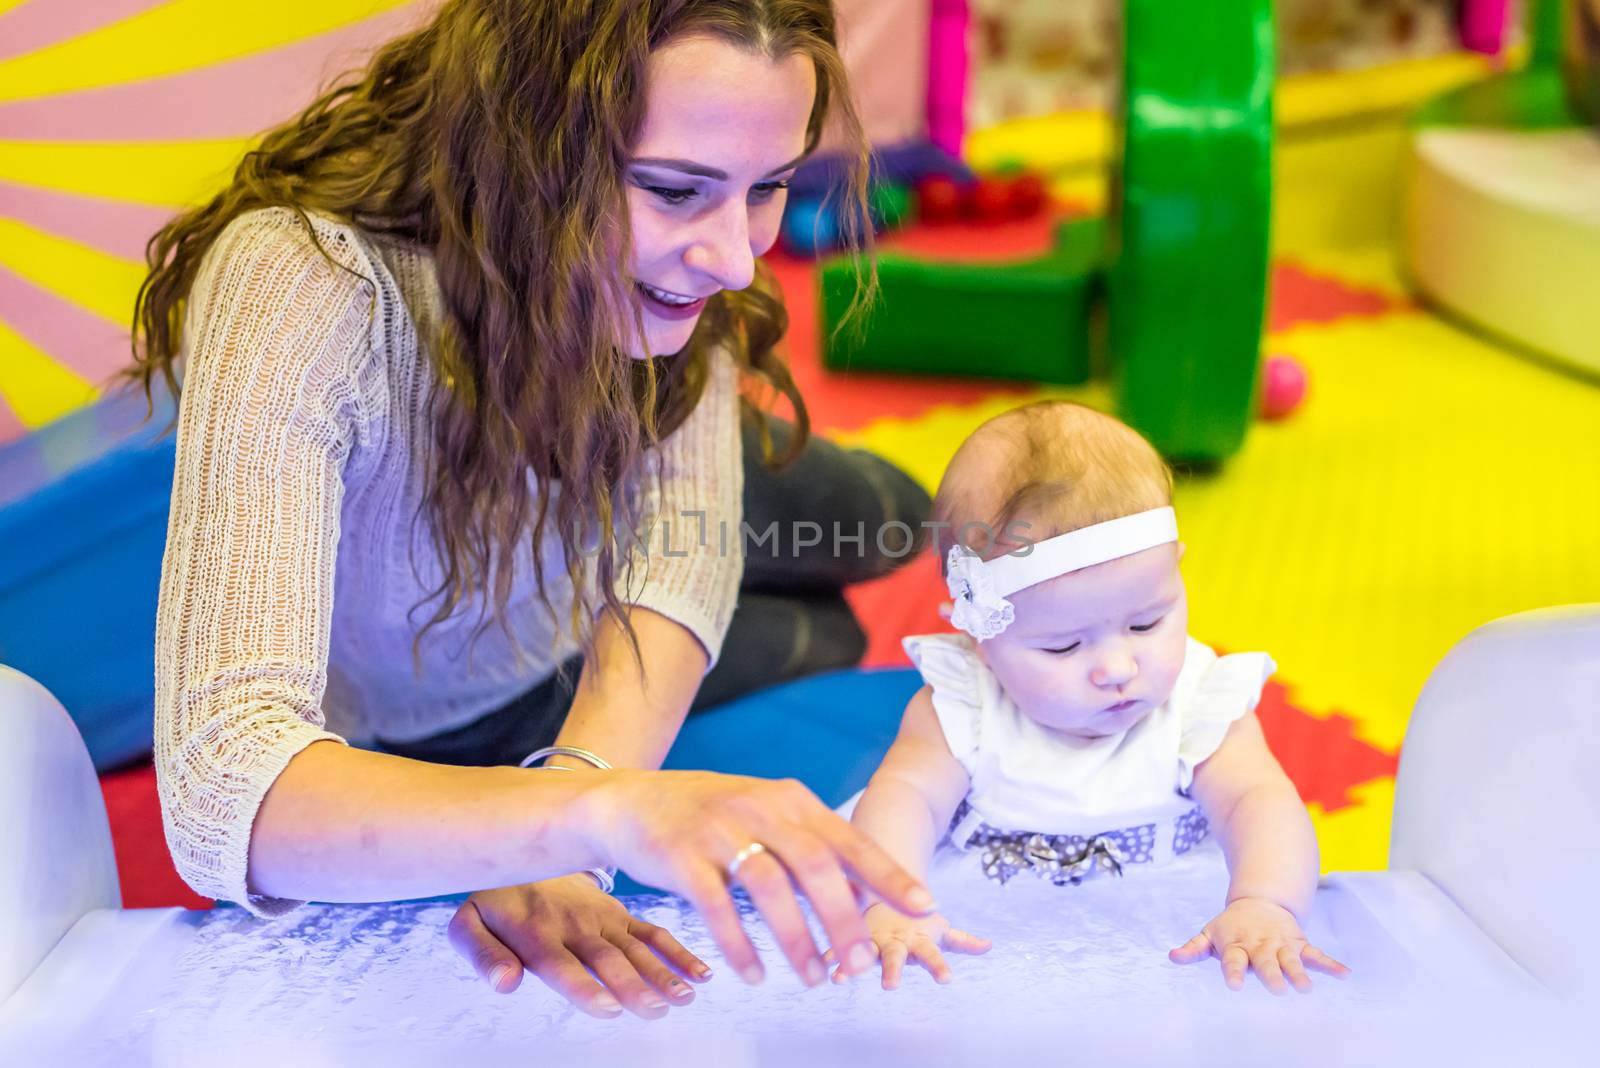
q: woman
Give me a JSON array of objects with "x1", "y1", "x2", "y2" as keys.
[{"x1": 132, "y1": 0, "x2": 934, "y2": 1021}]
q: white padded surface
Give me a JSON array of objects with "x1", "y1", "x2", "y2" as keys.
[
  {"x1": 5, "y1": 608, "x2": 1596, "y2": 1064},
  {"x1": 1390, "y1": 605, "x2": 1600, "y2": 997},
  {"x1": 0, "y1": 665, "x2": 120, "y2": 1004},
  {"x1": 0, "y1": 848, "x2": 1575, "y2": 1067}
]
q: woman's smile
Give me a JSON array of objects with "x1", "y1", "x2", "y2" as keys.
[{"x1": 636, "y1": 280, "x2": 710, "y2": 320}]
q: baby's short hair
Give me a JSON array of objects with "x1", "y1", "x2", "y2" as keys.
[{"x1": 931, "y1": 401, "x2": 1173, "y2": 565}]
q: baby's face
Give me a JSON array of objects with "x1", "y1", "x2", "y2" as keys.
[{"x1": 976, "y1": 543, "x2": 1189, "y2": 738}]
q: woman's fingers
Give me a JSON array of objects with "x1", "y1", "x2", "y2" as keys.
[
  {"x1": 445, "y1": 899, "x2": 524, "y2": 993},
  {"x1": 569, "y1": 935, "x2": 673, "y2": 1018},
  {"x1": 879, "y1": 939, "x2": 909, "y2": 990},
  {"x1": 613, "y1": 932, "x2": 698, "y2": 1005},
  {"x1": 1220, "y1": 943, "x2": 1250, "y2": 990},
  {"x1": 1280, "y1": 944, "x2": 1314, "y2": 993},
  {"x1": 728, "y1": 847, "x2": 829, "y2": 987},
  {"x1": 1302, "y1": 944, "x2": 1351, "y2": 978},
  {"x1": 629, "y1": 918, "x2": 713, "y2": 983},
  {"x1": 606, "y1": 773, "x2": 932, "y2": 989},
  {"x1": 942, "y1": 927, "x2": 992, "y2": 955},
  {"x1": 809, "y1": 806, "x2": 936, "y2": 918},
  {"x1": 678, "y1": 863, "x2": 765, "y2": 985},
  {"x1": 1168, "y1": 931, "x2": 1213, "y2": 964},
  {"x1": 527, "y1": 943, "x2": 624, "y2": 1018},
  {"x1": 756, "y1": 824, "x2": 875, "y2": 980}
]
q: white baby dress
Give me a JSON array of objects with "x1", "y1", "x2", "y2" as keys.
[{"x1": 902, "y1": 633, "x2": 1276, "y2": 887}]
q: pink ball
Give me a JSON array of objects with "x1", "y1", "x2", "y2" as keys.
[{"x1": 1260, "y1": 355, "x2": 1308, "y2": 420}]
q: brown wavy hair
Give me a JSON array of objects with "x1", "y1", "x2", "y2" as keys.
[{"x1": 129, "y1": 0, "x2": 875, "y2": 661}]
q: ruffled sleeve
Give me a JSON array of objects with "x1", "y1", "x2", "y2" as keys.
[
  {"x1": 1176, "y1": 651, "x2": 1278, "y2": 791},
  {"x1": 901, "y1": 633, "x2": 987, "y2": 777}
]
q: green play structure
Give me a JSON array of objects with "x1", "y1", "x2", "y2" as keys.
[
  {"x1": 1412, "y1": 0, "x2": 1590, "y2": 130},
  {"x1": 820, "y1": 0, "x2": 1275, "y2": 464}
]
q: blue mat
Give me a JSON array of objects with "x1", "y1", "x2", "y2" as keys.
[{"x1": 0, "y1": 387, "x2": 176, "y2": 770}]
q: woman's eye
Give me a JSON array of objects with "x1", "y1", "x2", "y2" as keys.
[
  {"x1": 750, "y1": 179, "x2": 791, "y2": 201},
  {"x1": 1044, "y1": 643, "x2": 1081, "y2": 655},
  {"x1": 1131, "y1": 618, "x2": 1163, "y2": 633},
  {"x1": 646, "y1": 184, "x2": 697, "y2": 205}
]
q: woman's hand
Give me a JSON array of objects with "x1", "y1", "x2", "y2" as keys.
[
  {"x1": 447, "y1": 873, "x2": 710, "y2": 1018},
  {"x1": 583, "y1": 770, "x2": 937, "y2": 990},
  {"x1": 1168, "y1": 896, "x2": 1351, "y2": 993},
  {"x1": 839, "y1": 902, "x2": 991, "y2": 988}
]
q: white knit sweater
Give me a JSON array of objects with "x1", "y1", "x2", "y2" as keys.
[{"x1": 154, "y1": 208, "x2": 744, "y2": 916}]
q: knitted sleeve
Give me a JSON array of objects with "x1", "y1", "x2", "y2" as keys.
[
  {"x1": 613, "y1": 351, "x2": 745, "y2": 666},
  {"x1": 153, "y1": 210, "x2": 374, "y2": 917}
]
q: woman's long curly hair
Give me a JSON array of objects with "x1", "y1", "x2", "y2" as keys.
[{"x1": 128, "y1": 0, "x2": 875, "y2": 661}]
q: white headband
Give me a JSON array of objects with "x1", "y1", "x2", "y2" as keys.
[{"x1": 945, "y1": 507, "x2": 1179, "y2": 640}]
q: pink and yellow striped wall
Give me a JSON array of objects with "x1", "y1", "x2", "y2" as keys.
[
  {"x1": 0, "y1": 0, "x2": 431, "y2": 445},
  {"x1": 0, "y1": 0, "x2": 944, "y2": 446}
]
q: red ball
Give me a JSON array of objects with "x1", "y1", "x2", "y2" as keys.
[
  {"x1": 916, "y1": 175, "x2": 963, "y2": 224},
  {"x1": 968, "y1": 176, "x2": 1014, "y2": 222},
  {"x1": 1008, "y1": 173, "x2": 1048, "y2": 217},
  {"x1": 1260, "y1": 355, "x2": 1308, "y2": 420}
]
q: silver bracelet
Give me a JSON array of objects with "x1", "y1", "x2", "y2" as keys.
[
  {"x1": 518, "y1": 745, "x2": 614, "y2": 771},
  {"x1": 520, "y1": 745, "x2": 617, "y2": 894}
]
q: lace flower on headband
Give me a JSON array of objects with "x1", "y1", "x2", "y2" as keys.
[{"x1": 946, "y1": 547, "x2": 1014, "y2": 641}]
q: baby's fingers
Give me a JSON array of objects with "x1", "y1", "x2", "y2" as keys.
[
  {"x1": 910, "y1": 935, "x2": 954, "y2": 984},
  {"x1": 1302, "y1": 944, "x2": 1351, "y2": 978},
  {"x1": 1251, "y1": 944, "x2": 1289, "y2": 995},
  {"x1": 1280, "y1": 946, "x2": 1313, "y2": 993},
  {"x1": 1220, "y1": 944, "x2": 1250, "y2": 990},
  {"x1": 942, "y1": 927, "x2": 992, "y2": 956},
  {"x1": 878, "y1": 939, "x2": 909, "y2": 990},
  {"x1": 1168, "y1": 932, "x2": 1213, "y2": 964}
]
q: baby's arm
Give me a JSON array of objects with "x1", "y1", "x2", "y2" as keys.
[
  {"x1": 1170, "y1": 712, "x2": 1350, "y2": 992},
  {"x1": 841, "y1": 687, "x2": 989, "y2": 986},
  {"x1": 1191, "y1": 711, "x2": 1317, "y2": 919},
  {"x1": 852, "y1": 687, "x2": 970, "y2": 885}
]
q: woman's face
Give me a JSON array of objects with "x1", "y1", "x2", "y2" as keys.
[{"x1": 624, "y1": 34, "x2": 817, "y2": 358}]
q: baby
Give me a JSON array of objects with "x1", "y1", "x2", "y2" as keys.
[{"x1": 844, "y1": 401, "x2": 1348, "y2": 994}]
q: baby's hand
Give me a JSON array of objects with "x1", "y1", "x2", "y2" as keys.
[
  {"x1": 830, "y1": 902, "x2": 991, "y2": 988},
  {"x1": 1169, "y1": 897, "x2": 1350, "y2": 994}
]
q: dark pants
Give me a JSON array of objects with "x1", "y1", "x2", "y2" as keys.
[{"x1": 377, "y1": 417, "x2": 930, "y2": 767}]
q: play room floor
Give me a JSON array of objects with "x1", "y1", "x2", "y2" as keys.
[{"x1": 41, "y1": 111, "x2": 1600, "y2": 910}]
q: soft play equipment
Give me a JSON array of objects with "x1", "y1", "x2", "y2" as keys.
[
  {"x1": 0, "y1": 385, "x2": 176, "y2": 771},
  {"x1": 819, "y1": 218, "x2": 1101, "y2": 385},
  {"x1": 820, "y1": 0, "x2": 1276, "y2": 463},
  {"x1": 1402, "y1": 0, "x2": 1600, "y2": 379},
  {"x1": 0, "y1": 665, "x2": 121, "y2": 1007},
  {"x1": 2, "y1": 604, "x2": 1593, "y2": 1064}
]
